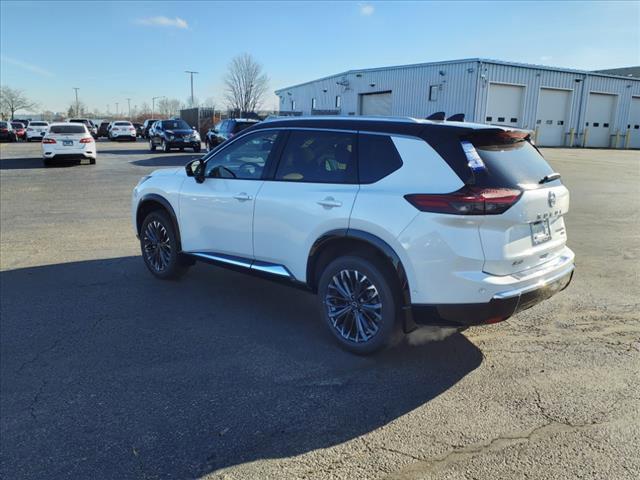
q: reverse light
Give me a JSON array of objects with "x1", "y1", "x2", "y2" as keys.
[
  {"x1": 42, "y1": 138, "x2": 57, "y2": 144},
  {"x1": 404, "y1": 187, "x2": 522, "y2": 215}
]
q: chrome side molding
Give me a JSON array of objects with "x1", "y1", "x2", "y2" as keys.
[{"x1": 188, "y1": 252, "x2": 295, "y2": 280}]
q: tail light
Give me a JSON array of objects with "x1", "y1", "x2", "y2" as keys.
[
  {"x1": 42, "y1": 138, "x2": 57, "y2": 144},
  {"x1": 0, "y1": 128, "x2": 7, "y2": 133},
  {"x1": 405, "y1": 187, "x2": 522, "y2": 215},
  {"x1": 80, "y1": 137, "x2": 94, "y2": 143}
]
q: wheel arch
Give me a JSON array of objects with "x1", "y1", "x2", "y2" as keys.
[
  {"x1": 307, "y1": 229, "x2": 412, "y2": 311},
  {"x1": 136, "y1": 194, "x2": 182, "y2": 250}
]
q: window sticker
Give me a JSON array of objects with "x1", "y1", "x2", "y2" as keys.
[{"x1": 461, "y1": 140, "x2": 486, "y2": 172}]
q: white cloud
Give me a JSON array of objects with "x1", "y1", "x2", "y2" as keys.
[
  {"x1": 0, "y1": 55, "x2": 53, "y2": 77},
  {"x1": 359, "y1": 2, "x2": 375, "y2": 16},
  {"x1": 136, "y1": 16, "x2": 189, "y2": 29}
]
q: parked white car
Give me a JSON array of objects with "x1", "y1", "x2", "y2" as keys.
[
  {"x1": 26, "y1": 121, "x2": 50, "y2": 141},
  {"x1": 131, "y1": 116, "x2": 574, "y2": 354},
  {"x1": 42, "y1": 123, "x2": 96, "y2": 166},
  {"x1": 108, "y1": 121, "x2": 137, "y2": 141}
]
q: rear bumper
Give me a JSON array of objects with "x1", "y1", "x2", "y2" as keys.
[
  {"x1": 43, "y1": 149, "x2": 96, "y2": 160},
  {"x1": 410, "y1": 256, "x2": 575, "y2": 328}
]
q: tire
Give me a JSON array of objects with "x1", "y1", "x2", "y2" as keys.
[
  {"x1": 89, "y1": 158, "x2": 96, "y2": 165},
  {"x1": 179, "y1": 147, "x2": 184, "y2": 152},
  {"x1": 317, "y1": 255, "x2": 399, "y2": 354},
  {"x1": 43, "y1": 159, "x2": 51, "y2": 167},
  {"x1": 149, "y1": 139, "x2": 156, "y2": 152},
  {"x1": 139, "y1": 211, "x2": 188, "y2": 280},
  {"x1": 162, "y1": 140, "x2": 170, "y2": 153}
]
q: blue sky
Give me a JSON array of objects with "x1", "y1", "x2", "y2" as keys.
[{"x1": 1, "y1": 1, "x2": 638, "y2": 114}]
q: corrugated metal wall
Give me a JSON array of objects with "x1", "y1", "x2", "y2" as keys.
[{"x1": 276, "y1": 59, "x2": 640, "y2": 147}]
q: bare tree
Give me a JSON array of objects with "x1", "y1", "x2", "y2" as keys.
[
  {"x1": 223, "y1": 53, "x2": 269, "y2": 114},
  {"x1": 157, "y1": 98, "x2": 181, "y2": 117},
  {"x1": 0, "y1": 86, "x2": 37, "y2": 119}
]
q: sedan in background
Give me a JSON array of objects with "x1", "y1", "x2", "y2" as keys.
[
  {"x1": 26, "y1": 121, "x2": 50, "y2": 141},
  {"x1": 108, "y1": 121, "x2": 137, "y2": 141},
  {"x1": 11, "y1": 122, "x2": 27, "y2": 141},
  {"x1": 0, "y1": 121, "x2": 17, "y2": 142},
  {"x1": 42, "y1": 123, "x2": 96, "y2": 166}
]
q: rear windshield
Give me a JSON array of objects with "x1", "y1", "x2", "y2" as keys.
[
  {"x1": 161, "y1": 120, "x2": 190, "y2": 130},
  {"x1": 11, "y1": 123, "x2": 25, "y2": 128},
  {"x1": 50, "y1": 125, "x2": 86, "y2": 134},
  {"x1": 466, "y1": 132, "x2": 556, "y2": 189},
  {"x1": 115, "y1": 122, "x2": 131, "y2": 126},
  {"x1": 69, "y1": 119, "x2": 89, "y2": 124},
  {"x1": 31, "y1": 122, "x2": 48, "y2": 126},
  {"x1": 0, "y1": 122, "x2": 8, "y2": 128}
]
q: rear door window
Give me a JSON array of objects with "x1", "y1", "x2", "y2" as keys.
[
  {"x1": 275, "y1": 130, "x2": 357, "y2": 184},
  {"x1": 358, "y1": 134, "x2": 403, "y2": 183},
  {"x1": 233, "y1": 121, "x2": 256, "y2": 133}
]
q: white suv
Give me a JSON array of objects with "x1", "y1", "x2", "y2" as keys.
[{"x1": 132, "y1": 117, "x2": 574, "y2": 353}]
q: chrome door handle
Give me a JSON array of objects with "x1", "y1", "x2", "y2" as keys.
[
  {"x1": 317, "y1": 197, "x2": 342, "y2": 208},
  {"x1": 233, "y1": 192, "x2": 253, "y2": 201}
]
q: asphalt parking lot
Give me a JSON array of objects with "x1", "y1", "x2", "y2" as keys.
[{"x1": 1, "y1": 139, "x2": 638, "y2": 480}]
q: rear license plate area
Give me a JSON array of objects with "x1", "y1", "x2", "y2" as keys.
[
  {"x1": 63, "y1": 140, "x2": 73, "y2": 146},
  {"x1": 531, "y1": 220, "x2": 551, "y2": 245}
]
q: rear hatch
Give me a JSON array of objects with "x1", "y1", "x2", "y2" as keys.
[{"x1": 465, "y1": 130, "x2": 569, "y2": 276}]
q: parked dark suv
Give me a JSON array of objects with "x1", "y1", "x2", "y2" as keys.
[
  {"x1": 148, "y1": 119, "x2": 201, "y2": 153},
  {"x1": 0, "y1": 121, "x2": 17, "y2": 142},
  {"x1": 205, "y1": 118, "x2": 259, "y2": 151},
  {"x1": 142, "y1": 119, "x2": 160, "y2": 139}
]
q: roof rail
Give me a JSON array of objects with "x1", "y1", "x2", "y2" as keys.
[
  {"x1": 447, "y1": 113, "x2": 465, "y2": 122},
  {"x1": 426, "y1": 112, "x2": 445, "y2": 121}
]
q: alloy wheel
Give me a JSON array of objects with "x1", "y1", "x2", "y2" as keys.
[
  {"x1": 142, "y1": 220, "x2": 172, "y2": 272},
  {"x1": 324, "y1": 269, "x2": 382, "y2": 343}
]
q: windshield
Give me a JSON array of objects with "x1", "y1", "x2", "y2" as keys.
[
  {"x1": 50, "y1": 125, "x2": 87, "y2": 134},
  {"x1": 161, "y1": 120, "x2": 190, "y2": 130},
  {"x1": 465, "y1": 132, "x2": 556, "y2": 189}
]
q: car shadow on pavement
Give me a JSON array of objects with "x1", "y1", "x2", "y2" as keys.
[
  {"x1": 0, "y1": 256, "x2": 482, "y2": 479},
  {"x1": 0, "y1": 157, "x2": 81, "y2": 169},
  {"x1": 130, "y1": 154, "x2": 202, "y2": 167}
]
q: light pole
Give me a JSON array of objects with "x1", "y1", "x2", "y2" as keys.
[
  {"x1": 184, "y1": 71, "x2": 199, "y2": 107},
  {"x1": 152, "y1": 96, "x2": 165, "y2": 119},
  {"x1": 126, "y1": 98, "x2": 131, "y2": 120},
  {"x1": 73, "y1": 87, "x2": 80, "y2": 117}
]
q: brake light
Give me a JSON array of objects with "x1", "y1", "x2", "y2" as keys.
[
  {"x1": 404, "y1": 187, "x2": 522, "y2": 215},
  {"x1": 42, "y1": 138, "x2": 57, "y2": 144},
  {"x1": 80, "y1": 137, "x2": 94, "y2": 143}
]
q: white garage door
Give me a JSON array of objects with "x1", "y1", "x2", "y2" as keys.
[
  {"x1": 536, "y1": 88, "x2": 572, "y2": 147},
  {"x1": 585, "y1": 93, "x2": 616, "y2": 148},
  {"x1": 486, "y1": 83, "x2": 525, "y2": 127},
  {"x1": 360, "y1": 92, "x2": 392, "y2": 116},
  {"x1": 628, "y1": 97, "x2": 640, "y2": 149}
]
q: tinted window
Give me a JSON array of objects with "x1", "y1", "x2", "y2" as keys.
[
  {"x1": 50, "y1": 125, "x2": 87, "y2": 134},
  {"x1": 358, "y1": 134, "x2": 403, "y2": 183},
  {"x1": 11, "y1": 123, "x2": 25, "y2": 128},
  {"x1": 31, "y1": 122, "x2": 48, "y2": 127},
  {"x1": 467, "y1": 132, "x2": 556, "y2": 189},
  {"x1": 275, "y1": 130, "x2": 356, "y2": 184},
  {"x1": 0, "y1": 122, "x2": 8, "y2": 128},
  {"x1": 115, "y1": 122, "x2": 131, "y2": 126},
  {"x1": 204, "y1": 131, "x2": 278, "y2": 180}
]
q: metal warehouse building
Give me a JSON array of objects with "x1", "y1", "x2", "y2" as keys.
[{"x1": 275, "y1": 58, "x2": 640, "y2": 148}]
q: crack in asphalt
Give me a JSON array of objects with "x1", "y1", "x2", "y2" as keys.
[
  {"x1": 17, "y1": 338, "x2": 64, "y2": 374},
  {"x1": 29, "y1": 379, "x2": 47, "y2": 420}
]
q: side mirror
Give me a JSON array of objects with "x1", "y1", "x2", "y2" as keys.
[{"x1": 186, "y1": 159, "x2": 205, "y2": 183}]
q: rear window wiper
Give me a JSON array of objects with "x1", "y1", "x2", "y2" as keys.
[{"x1": 539, "y1": 172, "x2": 561, "y2": 184}]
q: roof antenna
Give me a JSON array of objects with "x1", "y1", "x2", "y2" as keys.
[
  {"x1": 447, "y1": 113, "x2": 465, "y2": 122},
  {"x1": 426, "y1": 112, "x2": 445, "y2": 121}
]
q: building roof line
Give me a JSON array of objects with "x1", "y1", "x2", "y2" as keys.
[{"x1": 274, "y1": 58, "x2": 640, "y2": 94}]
